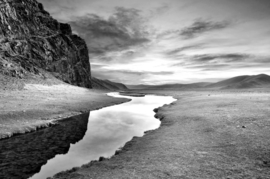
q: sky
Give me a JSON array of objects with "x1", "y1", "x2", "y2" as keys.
[{"x1": 38, "y1": 0, "x2": 270, "y2": 85}]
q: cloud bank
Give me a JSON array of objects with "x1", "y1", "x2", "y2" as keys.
[
  {"x1": 180, "y1": 19, "x2": 230, "y2": 39},
  {"x1": 38, "y1": 0, "x2": 270, "y2": 84},
  {"x1": 68, "y1": 8, "x2": 150, "y2": 56}
]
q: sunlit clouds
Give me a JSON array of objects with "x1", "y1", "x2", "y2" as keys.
[{"x1": 38, "y1": 0, "x2": 270, "y2": 84}]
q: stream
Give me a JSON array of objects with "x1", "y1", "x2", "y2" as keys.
[{"x1": 0, "y1": 93, "x2": 176, "y2": 179}]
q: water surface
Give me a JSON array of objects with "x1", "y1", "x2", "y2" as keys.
[{"x1": 0, "y1": 93, "x2": 176, "y2": 179}]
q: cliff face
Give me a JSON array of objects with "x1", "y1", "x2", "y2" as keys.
[{"x1": 0, "y1": 0, "x2": 92, "y2": 88}]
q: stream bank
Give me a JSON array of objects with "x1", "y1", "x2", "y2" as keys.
[
  {"x1": 50, "y1": 90, "x2": 270, "y2": 179},
  {"x1": 0, "y1": 84, "x2": 129, "y2": 139}
]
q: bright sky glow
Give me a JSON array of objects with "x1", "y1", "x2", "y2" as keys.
[{"x1": 38, "y1": 0, "x2": 270, "y2": 85}]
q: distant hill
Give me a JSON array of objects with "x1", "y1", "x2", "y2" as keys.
[
  {"x1": 92, "y1": 77, "x2": 128, "y2": 91},
  {"x1": 127, "y1": 85, "x2": 153, "y2": 90},
  {"x1": 128, "y1": 82, "x2": 211, "y2": 90},
  {"x1": 206, "y1": 74, "x2": 270, "y2": 89},
  {"x1": 128, "y1": 74, "x2": 270, "y2": 90}
]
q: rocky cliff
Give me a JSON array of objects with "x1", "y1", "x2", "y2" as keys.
[{"x1": 0, "y1": 0, "x2": 92, "y2": 88}]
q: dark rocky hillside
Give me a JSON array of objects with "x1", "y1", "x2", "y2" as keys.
[{"x1": 0, "y1": 0, "x2": 92, "y2": 88}]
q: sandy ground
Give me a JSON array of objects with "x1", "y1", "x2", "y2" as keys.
[
  {"x1": 51, "y1": 89, "x2": 270, "y2": 179},
  {"x1": 0, "y1": 84, "x2": 129, "y2": 139}
]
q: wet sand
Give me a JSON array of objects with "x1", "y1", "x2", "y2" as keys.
[
  {"x1": 50, "y1": 89, "x2": 270, "y2": 179},
  {"x1": 0, "y1": 84, "x2": 129, "y2": 139}
]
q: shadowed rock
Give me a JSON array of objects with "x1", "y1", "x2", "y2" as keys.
[
  {"x1": 0, "y1": 113, "x2": 89, "y2": 179},
  {"x1": 0, "y1": 0, "x2": 91, "y2": 88}
]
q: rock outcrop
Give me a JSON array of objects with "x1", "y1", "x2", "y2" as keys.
[{"x1": 0, "y1": 0, "x2": 92, "y2": 88}]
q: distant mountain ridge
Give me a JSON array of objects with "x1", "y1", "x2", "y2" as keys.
[
  {"x1": 207, "y1": 74, "x2": 270, "y2": 89},
  {"x1": 128, "y1": 82, "x2": 211, "y2": 90},
  {"x1": 92, "y1": 77, "x2": 128, "y2": 90},
  {"x1": 129, "y1": 74, "x2": 270, "y2": 90}
]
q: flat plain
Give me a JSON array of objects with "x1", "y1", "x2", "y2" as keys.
[
  {"x1": 51, "y1": 89, "x2": 270, "y2": 179},
  {"x1": 0, "y1": 84, "x2": 129, "y2": 139}
]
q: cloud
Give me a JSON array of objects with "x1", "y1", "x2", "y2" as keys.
[
  {"x1": 156, "y1": 30, "x2": 180, "y2": 40},
  {"x1": 172, "y1": 53, "x2": 251, "y2": 68},
  {"x1": 37, "y1": 0, "x2": 78, "y2": 18},
  {"x1": 191, "y1": 53, "x2": 250, "y2": 63},
  {"x1": 149, "y1": 3, "x2": 170, "y2": 18},
  {"x1": 92, "y1": 68, "x2": 174, "y2": 84},
  {"x1": 109, "y1": 7, "x2": 149, "y2": 38},
  {"x1": 38, "y1": 0, "x2": 270, "y2": 84},
  {"x1": 180, "y1": 19, "x2": 230, "y2": 39},
  {"x1": 165, "y1": 43, "x2": 205, "y2": 56},
  {"x1": 187, "y1": 64, "x2": 232, "y2": 71},
  {"x1": 172, "y1": 54, "x2": 270, "y2": 73},
  {"x1": 90, "y1": 45, "x2": 151, "y2": 64},
  {"x1": 94, "y1": 68, "x2": 173, "y2": 76},
  {"x1": 67, "y1": 7, "x2": 151, "y2": 62},
  {"x1": 163, "y1": 47, "x2": 249, "y2": 63}
]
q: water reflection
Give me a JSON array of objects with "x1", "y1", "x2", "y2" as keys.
[
  {"x1": 0, "y1": 113, "x2": 89, "y2": 179},
  {"x1": 0, "y1": 93, "x2": 176, "y2": 179}
]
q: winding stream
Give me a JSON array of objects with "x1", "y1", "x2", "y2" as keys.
[{"x1": 0, "y1": 93, "x2": 176, "y2": 179}]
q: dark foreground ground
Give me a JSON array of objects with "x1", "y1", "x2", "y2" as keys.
[
  {"x1": 51, "y1": 89, "x2": 270, "y2": 179},
  {"x1": 0, "y1": 84, "x2": 129, "y2": 139}
]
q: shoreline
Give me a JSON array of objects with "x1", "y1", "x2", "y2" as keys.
[
  {"x1": 50, "y1": 89, "x2": 270, "y2": 179},
  {"x1": 0, "y1": 92, "x2": 174, "y2": 179},
  {"x1": 49, "y1": 93, "x2": 177, "y2": 179},
  {"x1": 0, "y1": 84, "x2": 130, "y2": 140},
  {"x1": 0, "y1": 99, "x2": 130, "y2": 140}
]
